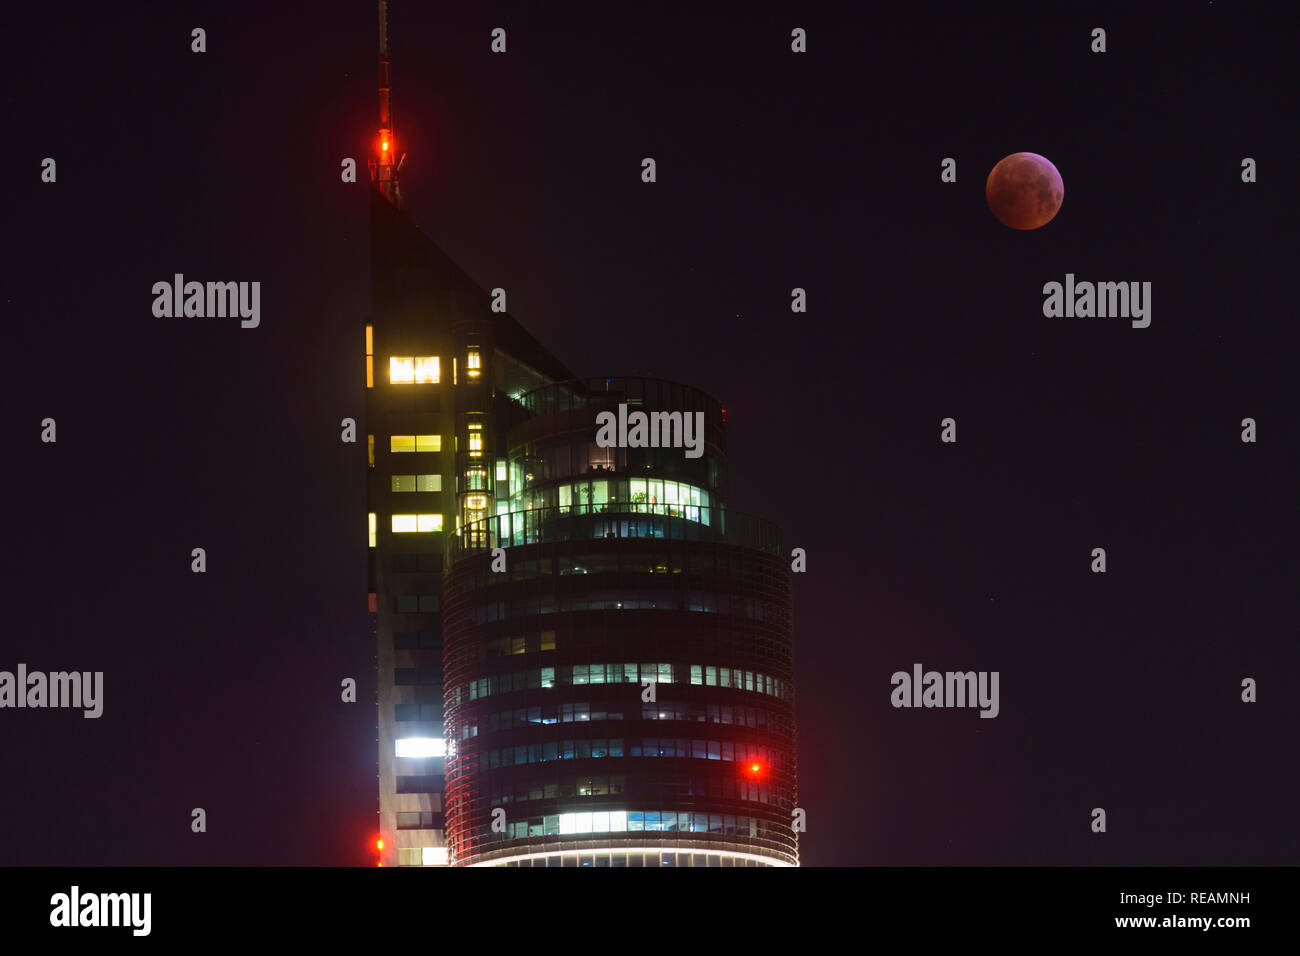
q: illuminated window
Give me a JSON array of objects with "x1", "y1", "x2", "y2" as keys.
[
  {"x1": 390, "y1": 435, "x2": 441, "y2": 453},
  {"x1": 367, "y1": 435, "x2": 374, "y2": 468},
  {"x1": 466, "y1": 348, "x2": 481, "y2": 378},
  {"x1": 388, "y1": 356, "x2": 440, "y2": 384},
  {"x1": 495, "y1": 459, "x2": 507, "y2": 482},
  {"x1": 395, "y1": 737, "x2": 446, "y2": 758},
  {"x1": 466, "y1": 495, "x2": 488, "y2": 510},
  {"x1": 423, "y1": 846, "x2": 448, "y2": 866},
  {"x1": 397, "y1": 848, "x2": 421, "y2": 866},
  {"x1": 392, "y1": 514, "x2": 444, "y2": 533},
  {"x1": 392, "y1": 474, "x2": 441, "y2": 492},
  {"x1": 365, "y1": 326, "x2": 374, "y2": 388},
  {"x1": 465, "y1": 469, "x2": 487, "y2": 491},
  {"x1": 467, "y1": 432, "x2": 483, "y2": 457},
  {"x1": 368, "y1": 513, "x2": 376, "y2": 548}
]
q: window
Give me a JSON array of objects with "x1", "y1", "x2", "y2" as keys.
[
  {"x1": 365, "y1": 325, "x2": 373, "y2": 388},
  {"x1": 397, "y1": 848, "x2": 421, "y2": 866},
  {"x1": 422, "y1": 846, "x2": 447, "y2": 866},
  {"x1": 466, "y1": 348, "x2": 481, "y2": 378},
  {"x1": 392, "y1": 514, "x2": 443, "y2": 533},
  {"x1": 392, "y1": 553, "x2": 442, "y2": 573},
  {"x1": 464, "y1": 469, "x2": 487, "y2": 491},
  {"x1": 368, "y1": 513, "x2": 376, "y2": 548},
  {"x1": 466, "y1": 495, "x2": 488, "y2": 511},
  {"x1": 396, "y1": 810, "x2": 438, "y2": 830},
  {"x1": 393, "y1": 595, "x2": 439, "y2": 614},
  {"x1": 467, "y1": 432, "x2": 483, "y2": 457},
  {"x1": 495, "y1": 459, "x2": 507, "y2": 482},
  {"x1": 367, "y1": 435, "x2": 374, "y2": 468},
  {"x1": 389, "y1": 356, "x2": 440, "y2": 384},
  {"x1": 395, "y1": 737, "x2": 446, "y2": 758},
  {"x1": 392, "y1": 474, "x2": 441, "y2": 492},
  {"x1": 396, "y1": 775, "x2": 441, "y2": 794},
  {"x1": 390, "y1": 435, "x2": 441, "y2": 453}
]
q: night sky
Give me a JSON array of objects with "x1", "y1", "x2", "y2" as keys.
[{"x1": 2, "y1": 2, "x2": 1296, "y2": 866}]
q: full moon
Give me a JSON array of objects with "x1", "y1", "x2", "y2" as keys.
[{"x1": 985, "y1": 152, "x2": 1064, "y2": 230}]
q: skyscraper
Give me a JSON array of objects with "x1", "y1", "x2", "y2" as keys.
[{"x1": 365, "y1": 3, "x2": 795, "y2": 867}]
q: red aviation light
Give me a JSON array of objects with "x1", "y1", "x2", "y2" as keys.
[{"x1": 376, "y1": 838, "x2": 384, "y2": 850}]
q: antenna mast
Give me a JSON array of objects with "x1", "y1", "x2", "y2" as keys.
[{"x1": 371, "y1": 0, "x2": 404, "y2": 206}]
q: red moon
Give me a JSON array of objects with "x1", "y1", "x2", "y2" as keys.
[{"x1": 985, "y1": 152, "x2": 1064, "y2": 230}]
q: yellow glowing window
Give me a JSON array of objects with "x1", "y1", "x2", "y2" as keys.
[
  {"x1": 390, "y1": 356, "x2": 414, "y2": 383},
  {"x1": 392, "y1": 474, "x2": 441, "y2": 492},
  {"x1": 368, "y1": 435, "x2": 375, "y2": 468},
  {"x1": 365, "y1": 325, "x2": 373, "y2": 356},
  {"x1": 392, "y1": 514, "x2": 443, "y2": 533},
  {"x1": 466, "y1": 349, "x2": 481, "y2": 378},
  {"x1": 466, "y1": 495, "x2": 488, "y2": 510},
  {"x1": 389, "y1": 356, "x2": 439, "y2": 384},
  {"x1": 468, "y1": 433, "x2": 483, "y2": 456},
  {"x1": 368, "y1": 513, "x2": 377, "y2": 548},
  {"x1": 414, "y1": 356, "x2": 440, "y2": 383},
  {"x1": 391, "y1": 435, "x2": 441, "y2": 453},
  {"x1": 366, "y1": 355, "x2": 373, "y2": 388}
]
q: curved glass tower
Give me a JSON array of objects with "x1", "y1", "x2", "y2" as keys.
[{"x1": 442, "y1": 378, "x2": 798, "y2": 866}]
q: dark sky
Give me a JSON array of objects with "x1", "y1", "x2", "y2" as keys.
[{"x1": 2, "y1": 1, "x2": 1296, "y2": 866}]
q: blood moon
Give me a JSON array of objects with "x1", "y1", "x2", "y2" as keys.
[{"x1": 985, "y1": 152, "x2": 1064, "y2": 230}]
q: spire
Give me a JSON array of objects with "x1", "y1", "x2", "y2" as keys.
[{"x1": 371, "y1": 0, "x2": 404, "y2": 206}]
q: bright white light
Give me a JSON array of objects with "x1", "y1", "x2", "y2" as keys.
[
  {"x1": 422, "y1": 846, "x2": 448, "y2": 866},
  {"x1": 396, "y1": 737, "x2": 446, "y2": 758}
]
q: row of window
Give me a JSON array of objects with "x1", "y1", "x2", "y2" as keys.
[
  {"x1": 392, "y1": 474, "x2": 442, "y2": 493},
  {"x1": 453, "y1": 768, "x2": 779, "y2": 807},
  {"x1": 455, "y1": 699, "x2": 775, "y2": 739},
  {"x1": 485, "y1": 631, "x2": 557, "y2": 657},
  {"x1": 512, "y1": 478, "x2": 713, "y2": 525},
  {"x1": 473, "y1": 590, "x2": 780, "y2": 624},
  {"x1": 474, "y1": 737, "x2": 773, "y2": 770},
  {"x1": 495, "y1": 811, "x2": 766, "y2": 839},
  {"x1": 454, "y1": 663, "x2": 789, "y2": 703},
  {"x1": 490, "y1": 775, "x2": 627, "y2": 804}
]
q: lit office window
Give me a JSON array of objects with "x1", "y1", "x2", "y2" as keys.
[
  {"x1": 388, "y1": 356, "x2": 440, "y2": 384},
  {"x1": 368, "y1": 513, "x2": 376, "y2": 548},
  {"x1": 365, "y1": 325, "x2": 373, "y2": 388},
  {"x1": 466, "y1": 495, "x2": 487, "y2": 510},
  {"x1": 466, "y1": 348, "x2": 481, "y2": 378},
  {"x1": 389, "y1": 356, "x2": 414, "y2": 383},
  {"x1": 495, "y1": 459, "x2": 508, "y2": 482},
  {"x1": 392, "y1": 514, "x2": 444, "y2": 533},
  {"x1": 422, "y1": 846, "x2": 448, "y2": 866},
  {"x1": 467, "y1": 432, "x2": 483, "y2": 457},
  {"x1": 390, "y1": 435, "x2": 441, "y2": 453},
  {"x1": 392, "y1": 474, "x2": 441, "y2": 492},
  {"x1": 395, "y1": 737, "x2": 446, "y2": 758}
]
